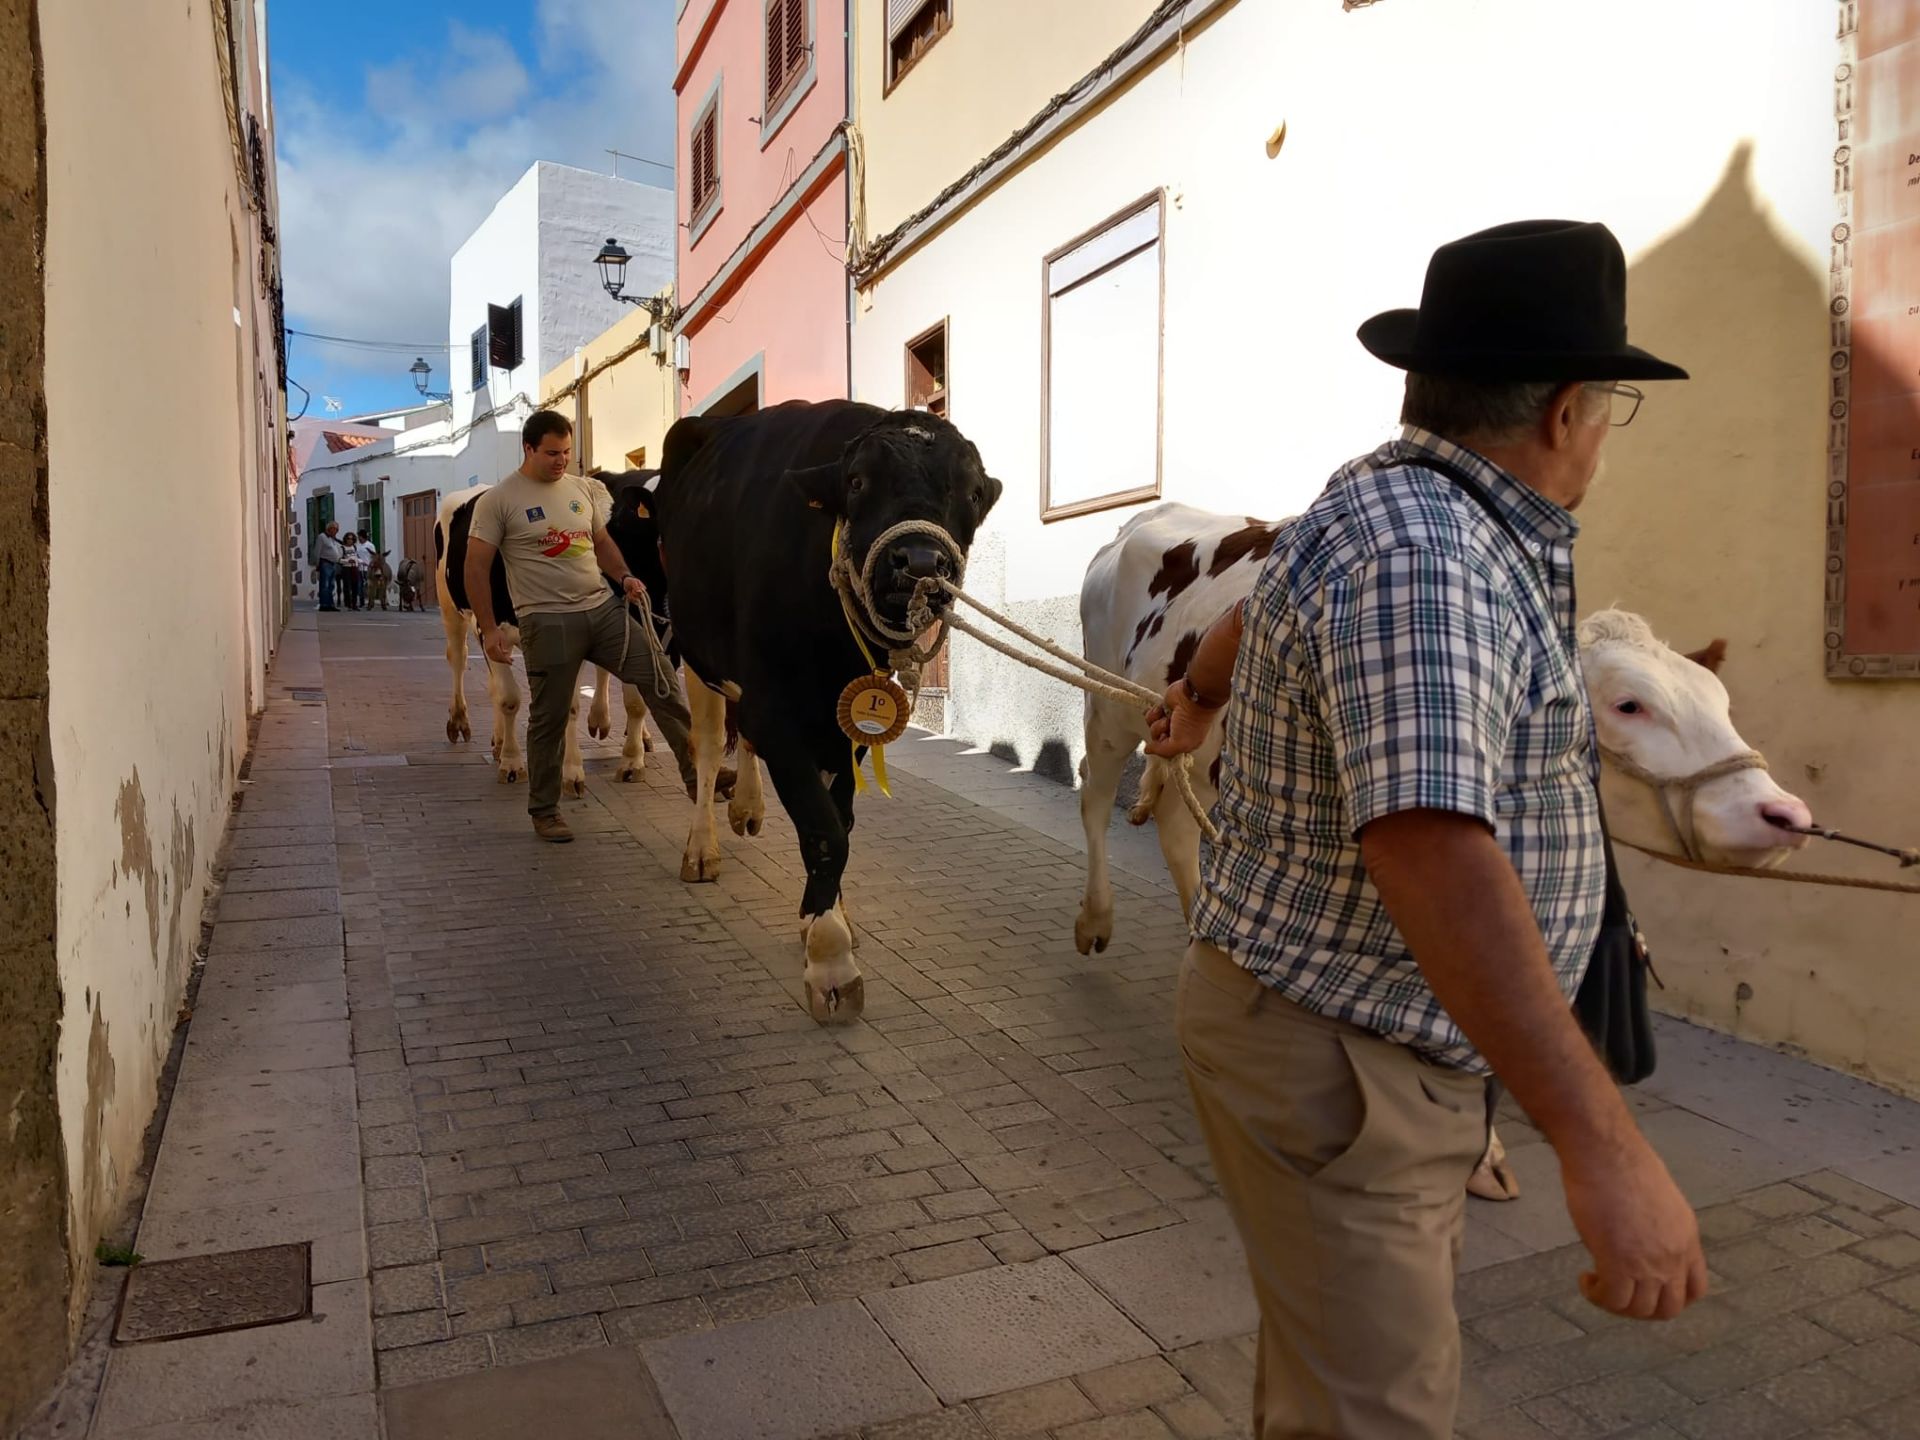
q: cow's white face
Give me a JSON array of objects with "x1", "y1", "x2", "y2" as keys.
[{"x1": 1580, "y1": 611, "x2": 1811, "y2": 869}]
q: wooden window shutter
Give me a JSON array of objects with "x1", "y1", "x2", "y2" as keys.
[
  {"x1": 765, "y1": 2, "x2": 785, "y2": 106},
  {"x1": 785, "y1": 0, "x2": 806, "y2": 75},
  {"x1": 470, "y1": 326, "x2": 486, "y2": 389},
  {"x1": 487, "y1": 300, "x2": 520, "y2": 371}
]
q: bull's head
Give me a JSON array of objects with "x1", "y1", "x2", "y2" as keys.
[
  {"x1": 1579, "y1": 610, "x2": 1812, "y2": 869},
  {"x1": 787, "y1": 413, "x2": 1004, "y2": 628}
]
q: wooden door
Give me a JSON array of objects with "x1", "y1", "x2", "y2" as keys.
[{"x1": 401, "y1": 490, "x2": 439, "y2": 604}]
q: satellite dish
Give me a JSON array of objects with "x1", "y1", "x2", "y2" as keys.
[{"x1": 323, "y1": 396, "x2": 343, "y2": 412}]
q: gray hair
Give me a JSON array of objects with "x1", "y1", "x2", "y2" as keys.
[{"x1": 1400, "y1": 373, "x2": 1606, "y2": 443}]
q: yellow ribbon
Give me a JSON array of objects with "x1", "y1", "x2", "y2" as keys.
[{"x1": 831, "y1": 523, "x2": 894, "y2": 799}]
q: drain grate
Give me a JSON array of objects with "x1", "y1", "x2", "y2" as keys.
[
  {"x1": 114, "y1": 1242, "x2": 311, "y2": 1344},
  {"x1": 286, "y1": 687, "x2": 324, "y2": 703}
]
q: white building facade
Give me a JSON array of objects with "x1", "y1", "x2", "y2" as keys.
[{"x1": 450, "y1": 162, "x2": 675, "y2": 484}]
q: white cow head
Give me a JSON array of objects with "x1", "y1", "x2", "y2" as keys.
[{"x1": 1580, "y1": 610, "x2": 1811, "y2": 869}]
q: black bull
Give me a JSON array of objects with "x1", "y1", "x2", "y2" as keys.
[{"x1": 654, "y1": 399, "x2": 1002, "y2": 1018}]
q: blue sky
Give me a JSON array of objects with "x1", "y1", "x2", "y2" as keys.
[{"x1": 269, "y1": 1, "x2": 678, "y2": 419}]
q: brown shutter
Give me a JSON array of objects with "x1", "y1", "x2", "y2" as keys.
[
  {"x1": 786, "y1": 0, "x2": 806, "y2": 74},
  {"x1": 765, "y1": 2, "x2": 784, "y2": 106}
]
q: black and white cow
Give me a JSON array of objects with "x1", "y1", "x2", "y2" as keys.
[
  {"x1": 1076, "y1": 499, "x2": 1814, "y2": 1200},
  {"x1": 653, "y1": 399, "x2": 1001, "y2": 1022},
  {"x1": 433, "y1": 472, "x2": 665, "y2": 789}
]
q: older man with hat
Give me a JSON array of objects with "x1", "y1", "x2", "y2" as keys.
[{"x1": 1146, "y1": 220, "x2": 1705, "y2": 1438}]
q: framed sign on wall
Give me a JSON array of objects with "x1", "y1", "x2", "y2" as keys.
[{"x1": 1828, "y1": 0, "x2": 1920, "y2": 678}]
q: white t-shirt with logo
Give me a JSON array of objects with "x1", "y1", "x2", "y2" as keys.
[{"x1": 467, "y1": 471, "x2": 613, "y2": 615}]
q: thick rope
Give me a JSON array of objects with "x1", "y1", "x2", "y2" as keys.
[
  {"x1": 1616, "y1": 839, "x2": 1920, "y2": 894},
  {"x1": 829, "y1": 518, "x2": 1219, "y2": 844}
]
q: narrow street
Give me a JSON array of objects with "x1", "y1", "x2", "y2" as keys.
[{"x1": 44, "y1": 607, "x2": 1920, "y2": 1439}]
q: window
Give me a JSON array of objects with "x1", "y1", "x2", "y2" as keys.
[
  {"x1": 885, "y1": 0, "x2": 952, "y2": 91},
  {"x1": 487, "y1": 297, "x2": 523, "y2": 371},
  {"x1": 689, "y1": 93, "x2": 721, "y2": 233},
  {"x1": 470, "y1": 325, "x2": 487, "y2": 391},
  {"x1": 905, "y1": 320, "x2": 948, "y2": 418},
  {"x1": 1041, "y1": 192, "x2": 1165, "y2": 522},
  {"x1": 765, "y1": 0, "x2": 809, "y2": 114}
]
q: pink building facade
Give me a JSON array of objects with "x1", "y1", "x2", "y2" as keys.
[{"x1": 674, "y1": 0, "x2": 851, "y2": 416}]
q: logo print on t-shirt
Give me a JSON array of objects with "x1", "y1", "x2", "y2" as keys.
[
  {"x1": 525, "y1": 506, "x2": 545, "y2": 521},
  {"x1": 568, "y1": 500, "x2": 583, "y2": 515}
]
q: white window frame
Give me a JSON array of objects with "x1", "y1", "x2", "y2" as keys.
[{"x1": 1040, "y1": 190, "x2": 1166, "y2": 523}]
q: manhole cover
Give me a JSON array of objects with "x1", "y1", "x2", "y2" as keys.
[
  {"x1": 286, "y1": 688, "x2": 324, "y2": 703},
  {"x1": 114, "y1": 1242, "x2": 310, "y2": 1344}
]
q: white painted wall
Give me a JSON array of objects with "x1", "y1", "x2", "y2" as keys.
[
  {"x1": 447, "y1": 163, "x2": 675, "y2": 486},
  {"x1": 292, "y1": 419, "x2": 458, "y2": 603},
  {"x1": 536, "y1": 164, "x2": 674, "y2": 378},
  {"x1": 40, "y1": 0, "x2": 286, "y2": 1288},
  {"x1": 852, "y1": 0, "x2": 1833, "y2": 773}
]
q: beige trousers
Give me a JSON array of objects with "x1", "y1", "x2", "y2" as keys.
[{"x1": 1176, "y1": 940, "x2": 1492, "y2": 1439}]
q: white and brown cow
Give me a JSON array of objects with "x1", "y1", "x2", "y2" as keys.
[
  {"x1": 1077, "y1": 501, "x2": 1813, "y2": 1199},
  {"x1": 432, "y1": 479, "x2": 652, "y2": 791}
]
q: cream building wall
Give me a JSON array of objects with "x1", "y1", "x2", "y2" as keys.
[
  {"x1": 851, "y1": 0, "x2": 1920, "y2": 1096},
  {"x1": 0, "y1": 0, "x2": 289, "y2": 1420}
]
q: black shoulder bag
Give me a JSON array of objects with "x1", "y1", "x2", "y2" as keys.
[{"x1": 1418, "y1": 455, "x2": 1658, "y2": 1084}]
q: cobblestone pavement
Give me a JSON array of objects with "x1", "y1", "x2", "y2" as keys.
[{"x1": 60, "y1": 608, "x2": 1920, "y2": 1439}]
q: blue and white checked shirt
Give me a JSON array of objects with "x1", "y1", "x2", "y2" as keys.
[{"x1": 1189, "y1": 427, "x2": 1606, "y2": 1073}]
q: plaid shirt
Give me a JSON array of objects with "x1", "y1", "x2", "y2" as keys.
[{"x1": 1189, "y1": 427, "x2": 1606, "y2": 1073}]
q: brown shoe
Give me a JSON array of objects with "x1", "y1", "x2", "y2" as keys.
[{"x1": 532, "y1": 814, "x2": 574, "y2": 844}]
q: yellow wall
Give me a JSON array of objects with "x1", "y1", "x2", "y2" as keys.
[
  {"x1": 852, "y1": 0, "x2": 1158, "y2": 239},
  {"x1": 542, "y1": 294, "x2": 678, "y2": 474},
  {"x1": 1583, "y1": 148, "x2": 1920, "y2": 1096}
]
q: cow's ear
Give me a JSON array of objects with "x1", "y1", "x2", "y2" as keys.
[
  {"x1": 1684, "y1": 638, "x2": 1728, "y2": 674},
  {"x1": 785, "y1": 461, "x2": 847, "y2": 514},
  {"x1": 975, "y1": 473, "x2": 1004, "y2": 520}
]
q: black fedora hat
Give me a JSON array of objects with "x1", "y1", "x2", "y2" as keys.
[{"x1": 1358, "y1": 220, "x2": 1687, "y2": 382}]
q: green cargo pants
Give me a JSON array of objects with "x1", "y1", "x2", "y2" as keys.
[{"x1": 517, "y1": 598, "x2": 697, "y2": 818}]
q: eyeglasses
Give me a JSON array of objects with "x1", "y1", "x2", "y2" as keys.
[{"x1": 1586, "y1": 382, "x2": 1645, "y2": 427}]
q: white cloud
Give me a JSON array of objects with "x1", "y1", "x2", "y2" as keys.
[{"x1": 277, "y1": 1, "x2": 678, "y2": 382}]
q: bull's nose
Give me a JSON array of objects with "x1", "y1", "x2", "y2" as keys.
[
  {"x1": 1761, "y1": 797, "x2": 1814, "y2": 843},
  {"x1": 890, "y1": 543, "x2": 952, "y2": 581}
]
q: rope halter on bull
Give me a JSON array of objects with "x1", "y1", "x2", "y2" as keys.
[
  {"x1": 1597, "y1": 741, "x2": 1920, "y2": 893},
  {"x1": 827, "y1": 517, "x2": 1222, "y2": 844}
]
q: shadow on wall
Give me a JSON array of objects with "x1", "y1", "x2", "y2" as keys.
[{"x1": 1584, "y1": 140, "x2": 1920, "y2": 1090}]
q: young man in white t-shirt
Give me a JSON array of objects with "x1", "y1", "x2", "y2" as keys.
[{"x1": 464, "y1": 410, "x2": 699, "y2": 844}]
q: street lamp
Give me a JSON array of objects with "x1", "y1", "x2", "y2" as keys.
[
  {"x1": 409, "y1": 357, "x2": 450, "y2": 402},
  {"x1": 595, "y1": 237, "x2": 676, "y2": 324}
]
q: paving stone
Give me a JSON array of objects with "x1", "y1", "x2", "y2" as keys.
[
  {"x1": 373, "y1": 1263, "x2": 445, "y2": 1316},
  {"x1": 490, "y1": 1315, "x2": 609, "y2": 1367},
  {"x1": 866, "y1": 1257, "x2": 1156, "y2": 1404},
  {"x1": 1054, "y1": 1413, "x2": 1176, "y2": 1440},
  {"x1": 1075, "y1": 1356, "x2": 1188, "y2": 1414},
  {"x1": 91, "y1": 1280, "x2": 373, "y2": 1432},
  {"x1": 604, "y1": 1297, "x2": 714, "y2": 1343},
  {"x1": 641, "y1": 1300, "x2": 934, "y2": 1440},
  {"x1": 381, "y1": 1344, "x2": 675, "y2": 1440},
  {"x1": 1066, "y1": 1205, "x2": 1257, "y2": 1350},
  {"x1": 971, "y1": 1379, "x2": 1100, "y2": 1437},
  {"x1": 1152, "y1": 1392, "x2": 1233, "y2": 1440},
  {"x1": 899, "y1": 1238, "x2": 997, "y2": 1284},
  {"x1": 863, "y1": 1409, "x2": 994, "y2": 1439}
]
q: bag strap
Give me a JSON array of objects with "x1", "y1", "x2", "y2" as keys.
[{"x1": 1413, "y1": 448, "x2": 1645, "y2": 948}]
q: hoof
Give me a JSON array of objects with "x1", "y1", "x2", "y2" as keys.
[
  {"x1": 616, "y1": 763, "x2": 643, "y2": 783},
  {"x1": 588, "y1": 721, "x2": 611, "y2": 740},
  {"x1": 805, "y1": 975, "x2": 865, "y2": 1024},
  {"x1": 562, "y1": 775, "x2": 587, "y2": 798},
  {"x1": 498, "y1": 764, "x2": 525, "y2": 785},
  {"x1": 1126, "y1": 801, "x2": 1154, "y2": 827},
  {"x1": 728, "y1": 800, "x2": 764, "y2": 838},
  {"x1": 1467, "y1": 1130, "x2": 1520, "y2": 1202},
  {"x1": 1074, "y1": 910, "x2": 1113, "y2": 956},
  {"x1": 680, "y1": 850, "x2": 722, "y2": 883},
  {"x1": 448, "y1": 716, "x2": 471, "y2": 743}
]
